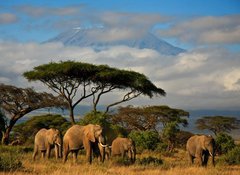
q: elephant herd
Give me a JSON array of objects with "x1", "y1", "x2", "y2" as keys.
[
  {"x1": 33, "y1": 124, "x2": 215, "y2": 167},
  {"x1": 33, "y1": 124, "x2": 136, "y2": 164}
]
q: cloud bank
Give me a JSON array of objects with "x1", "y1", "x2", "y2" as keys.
[{"x1": 0, "y1": 41, "x2": 239, "y2": 110}]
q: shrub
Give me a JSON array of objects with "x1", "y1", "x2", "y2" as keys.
[
  {"x1": 215, "y1": 133, "x2": 235, "y2": 155},
  {"x1": 220, "y1": 146, "x2": 240, "y2": 165},
  {"x1": 136, "y1": 156, "x2": 163, "y2": 166},
  {"x1": 0, "y1": 146, "x2": 23, "y2": 171},
  {"x1": 155, "y1": 142, "x2": 168, "y2": 153},
  {"x1": 129, "y1": 130, "x2": 160, "y2": 152}
]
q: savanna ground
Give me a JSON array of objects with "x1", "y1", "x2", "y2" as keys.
[{"x1": 1, "y1": 146, "x2": 240, "y2": 175}]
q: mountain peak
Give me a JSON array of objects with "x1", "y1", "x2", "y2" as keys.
[{"x1": 45, "y1": 28, "x2": 185, "y2": 55}]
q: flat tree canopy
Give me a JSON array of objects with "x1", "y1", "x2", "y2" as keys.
[
  {"x1": 196, "y1": 116, "x2": 240, "y2": 136},
  {"x1": 0, "y1": 83, "x2": 66, "y2": 145},
  {"x1": 111, "y1": 105, "x2": 189, "y2": 132},
  {"x1": 23, "y1": 61, "x2": 166, "y2": 124}
]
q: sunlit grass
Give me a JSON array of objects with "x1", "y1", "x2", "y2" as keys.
[{"x1": 0, "y1": 146, "x2": 240, "y2": 175}]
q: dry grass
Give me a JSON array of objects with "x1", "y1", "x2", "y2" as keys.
[{"x1": 0, "y1": 149, "x2": 240, "y2": 175}]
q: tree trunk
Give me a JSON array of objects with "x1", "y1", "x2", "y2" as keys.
[
  {"x1": 68, "y1": 104, "x2": 75, "y2": 125},
  {"x1": 2, "y1": 119, "x2": 17, "y2": 145}
]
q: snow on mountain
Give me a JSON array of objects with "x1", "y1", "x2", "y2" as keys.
[{"x1": 45, "y1": 28, "x2": 185, "y2": 55}]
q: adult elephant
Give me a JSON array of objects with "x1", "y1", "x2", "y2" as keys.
[
  {"x1": 63, "y1": 124, "x2": 107, "y2": 164},
  {"x1": 111, "y1": 137, "x2": 136, "y2": 163},
  {"x1": 186, "y1": 135, "x2": 215, "y2": 166},
  {"x1": 33, "y1": 128, "x2": 62, "y2": 160}
]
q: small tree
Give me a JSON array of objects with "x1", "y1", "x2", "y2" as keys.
[
  {"x1": 0, "y1": 84, "x2": 66, "y2": 145},
  {"x1": 161, "y1": 121, "x2": 179, "y2": 152},
  {"x1": 129, "y1": 130, "x2": 160, "y2": 152},
  {"x1": 112, "y1": 105, "x2": 189, "y2": 132},
  {"x1": 196, "y1": 116, "x2": 240, "y2": 136},
  {"x1": 215, "y1": 133, "x2": 235, "y2": 155}
]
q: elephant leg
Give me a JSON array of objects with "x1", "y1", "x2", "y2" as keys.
[
  {"x1": 41, "y1": 151, "x2": 46, "y2": 159},
  {"x1": 46, "y1": 145, "x2": 51, "y2": 159},
  {"x1": 203, "y1": 153, "x2": 209, "y2": 166},
  {"x1": 73, "y1": 150, "x2": 79, "y2": 163},
  {"x1": 33, "y1": 145, "x2": 38, "y2": 161},
  {"x1": 54, "y1": 145, "x2": 58, "y2": 159},
  {"x1": 86, "y1": 148, "x2": 92, "y2": 164},
  {"x1": 188, "y1": 153, "x2": 194, "y2": 165},
  {"x1": 63, "y1": 149, "x2": 69, "y2": 163}
]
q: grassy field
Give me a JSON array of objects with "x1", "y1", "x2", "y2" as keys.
[{"x1": 0, "y1": 146, "x2": 240, "y2": 175}]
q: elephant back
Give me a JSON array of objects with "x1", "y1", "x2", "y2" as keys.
[{"x1": 63, "y1": 125, "x2": 84, "y2": 150}]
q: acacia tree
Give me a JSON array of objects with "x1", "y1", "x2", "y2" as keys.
[
  {"x1": 0, "y1": 84, "x2": 66, "y2": 145},
  {"x1": 24, "y1": 61, "x2": 166, "y2": 124},
  {"x1": 196, "y1": 116, "x2": 240, "y2": 136},
  {"x1": 92, "y1": 65, "x2": 166, "y2": 113},
  {"x1": 111, "y1": 105, "x2": 189, "y2": 132}
]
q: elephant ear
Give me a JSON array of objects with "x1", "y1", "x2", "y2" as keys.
[{"x1": 84, "y1": 125, "x2": 95, "y2": 142}]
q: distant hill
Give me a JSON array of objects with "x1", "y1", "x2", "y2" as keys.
[{"x1": 45, "y1": 28, "x2": 185, "y2": 55}]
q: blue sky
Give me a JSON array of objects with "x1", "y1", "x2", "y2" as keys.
[{"x1": 0, "y1": 0, "x2": 240, "y2": 110}]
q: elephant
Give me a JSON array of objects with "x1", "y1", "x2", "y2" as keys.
[
  {"x1": 111, "y1": 137, "x2": 136, "y2": 163},
  {"x1": 63, "y1": 124, "x2": 107, "y2": 164},
  {"x1": 186, "y1": 135, "x2": 215, "y2": 166},
  {"x1": 33, "y1": 128, "x2": 62, "y2": 160}
]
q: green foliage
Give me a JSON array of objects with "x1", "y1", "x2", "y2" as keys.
[
  {"x1": 196, "y1": 116, "x2": 240, "y2": 136},
  {"x1": 112, "y1": 105, "x2": 189, "y2": 132},
  {"x1": 220, "y1": 146, "x2": 240, "y2": 165},
  {"x1": 129, "y1": 130, "x2": 160, "y2": 151},
  {"x1": 0, "y1": 146, "x2": 23, "y2": 171},
  {"x1": 13, "y1": 114, "x2": 70, "y2": 145},
  {"x1": 136, "y1": 156, "x2": 163, "y2": 166},
  {"x1": 23, "y1": 61, "x2": 165, "y2": 120},
  {"x1": 155, "y1": 142, "x2": 168, "y2": 153},
  {"x1": 161, "y1": 122, "x2": 180, "y2": 151},
  {"x1": 215, "y1": 133, "x2": 236, "y2": 155}
]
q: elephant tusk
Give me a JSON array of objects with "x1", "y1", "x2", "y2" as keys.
[
  {"x1": 56, "y1": 143, "x2": 61, "y2": 147},
  {"x1": 209, "y1": 151, "x2": 213, "y2": 157},
  {"x1": 99, "y1": 142, "x2": 108, "y2": 148}
]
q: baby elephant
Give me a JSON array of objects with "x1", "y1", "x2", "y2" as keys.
[
  {"x1": 186, "y1": 135, "x2": 215, "y2": 166},
  {"x1": 111, "y1": 137, "x2": 136, "y2": 163},
  {"x1": 33, "y1": 128, "x2": 62, "y2": 160}
]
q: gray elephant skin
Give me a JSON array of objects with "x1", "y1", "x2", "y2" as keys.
[
  {"x1": 63, "y1": 124, "x2": 107, "y2": 164},
  {"x1": 186, "y1": 135, "x2": 215, "y2": 166},
  {"x1": 111, "y1": 137, "x2": 136, "y2": 163},
  {"x1": 33, "y1": 128, "x2": 62, "y2": 160}
]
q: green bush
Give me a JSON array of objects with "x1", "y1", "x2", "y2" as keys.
[
  {"x1": 129, "y1": 130, "x2": 160, "y2": 152},
  {"x1": 0, "y1": 146, "x2": 23, "y2": 171},
  {"x1": 155, "y1": 142, "x2": 168, "y2": 153},
  {"x1": 136, "y1": 156, "x2": 163, "y2": 166},
  {"x1": 215, "y1": 133, "x2": 235, "y2": 155},
  {"x1": 220, "y1": 146, "x2": 240, "y2": 165}
]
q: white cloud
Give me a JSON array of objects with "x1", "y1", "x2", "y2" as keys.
[
  {"x1": 223, "y1": 68, "x2": 240, "y2": 91},
  {"x1": 157, "y1": 15, "x2": 240, "y2": 45},
  {"x1": 0, "y1": 13, "x2": 18, "y2": 24},
  {"x1": 0, "y1": 41, "x2": 239, "y2": 110},
  {"x1": 16, "y1": 5, "x2": 82, "y2": 17}
]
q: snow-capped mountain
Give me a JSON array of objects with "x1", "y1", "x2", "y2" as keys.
[{"x1": 46, "y1": 28, "x2": 185, "y2": 55}]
